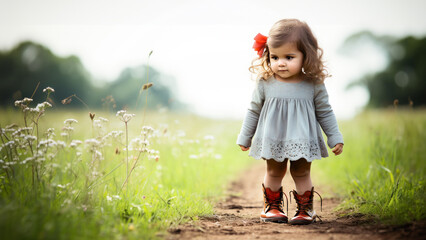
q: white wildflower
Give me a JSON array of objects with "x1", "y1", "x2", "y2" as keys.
[
  {"x1": 3, "y1": 128, "x2": 15, "y2": 133},
  {"x1": 38, "y1": 139, "x2": 57, "y2": 148},
  {"x1": 110, "y1": 131, "x2": 123, "y2": 138},
  {"x1": 142, "y1": 126, "x2": 155, "y2": 134},
  {"x1": 131, "y1": 137, "x2": 142, "y2": 144},
  {"x1": 14, "y1": 100, "x2": 23, "y2": 107},
  {"x1": 56, "y1": 140, "x2": 66, "y2": 148},
  {"x1": 23, "y1": 98, "x2": 33, "y2": 104},
  {"x1": 149, "y1": 154, "x2": 160, "y2": 161},
  {"x1": 94, "y1": 150, "x2": 103, "y2": 160},
  {"x1": 112, "y1": 195, "x2": 121, "y2": 200},
  {"x1": 189, "y1": 154, "x2": 199, "y2": 159},
  {"x1": 12, "y1": 129, "x2": 21, "y2": 137},
  {"x1": 61, "y1": 132, "x2": 69, "y2": 137},
  {"x1": 14, "y1": 98, "x2": 33, "y2": 107},
  {"x1": 116, "y1": 110, "x2": 135, "y2": 123},
  {"x1": 4, "y1": 140, "x2": 15, "y2": 148},
  {"x1": 22, "y1": 157, "x2": 34, "y2": 164},
  {"x1": 29, "y1": 107, "x2": 39, "y2": 113},
  {"x1": 43, "y1": 87, "x2": 55, "y2": 93},
  {"x1": 116, "y1": 110, "x2": 126, "y2": 117},
  {"x1": 142, "y1": 140, "x2": 149, "y2": 147},
  {"x1": 35, "y1": 102, "x2": 52, "y2": 112},
  {"x1": 24, "y1": 135, "x2": 37, "y2": 142},
  {"x1": 50, "y1": 163, "x2": 59, "y2": 169},
  {"x1": 93, "y1": 120, "x2": 102, "y2": 128},
  {"x1": 70, "y1": 140, "x2": 82, "y2": 148},
  {"x1": 62, "y1": 126, "x2": 74, "y2": 132},
  {"x1": 85, "y1": 138, "x2": 101, "y2": 146},
  {"x1": 122, "y1": 113, "x2": 135, "y2": 123},
  {"x1": 46, "y1": 128, "x2": 55, "y2": 138},
  {"x1": 64, "y1": 119, "x2": 78, "y2": 125},
  {"x1": 99, "y1": 117, "x2": 109, "y2": 122},
  {"x1": 106, "y1": 196, "x2": 112, "y2": 201}
]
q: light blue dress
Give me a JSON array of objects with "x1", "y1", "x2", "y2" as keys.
[{"x1": 237, "y1": 76, "x2": 344, "y2": 162}]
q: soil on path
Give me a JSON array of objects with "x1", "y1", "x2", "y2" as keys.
[{"x1": 167, "y1": 162, "x2": 425, "y2": 240}]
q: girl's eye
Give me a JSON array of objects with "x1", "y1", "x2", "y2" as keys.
[
  {"x1": 271, "y1": 56, "x2": 278, "y2": 60},
  {"x1": 286, "y1": 56, "x2": 294, "y2": 60}
]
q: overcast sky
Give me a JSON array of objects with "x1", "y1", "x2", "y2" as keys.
[{"x1": 1, "y1": 0, "x2": 426, "y2": 119}]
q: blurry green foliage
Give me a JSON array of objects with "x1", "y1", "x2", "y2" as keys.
[
  {"x1": 344, "y1": 31, "x2": 426, "y2": 107},
  {"x1": 0, "y1": 41, "x2": 182, "y2": 111}
]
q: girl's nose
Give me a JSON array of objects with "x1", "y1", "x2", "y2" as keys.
[{"x1": 278, "y1": 60, "x2": 286, "y2": 66}]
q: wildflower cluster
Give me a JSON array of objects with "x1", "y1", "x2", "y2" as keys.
[
  {"x1": 0, "y1": 85, "x2": 178, "y2": 239},
  {"x1": 116, "y1": 110, "x2": 135, "y2": 123},
  {"x1": 130, "y1": 126, "x2": 160, "y2": 161},
  {"x1": 62, "y1": 119, "x2": 78, "y2": 138}
]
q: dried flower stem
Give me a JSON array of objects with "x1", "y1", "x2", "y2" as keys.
[
  {"x1": 135, "y1": 50, "x2": 153, "y2": 125},
  {"x1": 125, "y1": 121, "x2": 129, "y2": 194},
  {"x1": 142, "y1": 60, "x2": 150, "y2": 126},
  {"x1": 88, "y1": 162, "x2": 123, "y2": 190},
  {"x1": 30, "y1": 81, "x2": 40, "y2": 99},
  {"x1": 121, "y1": 151, "x2": 143, "y2": 190},
  {"x1": 62, "y1": 94, "x2": 90, "y2": 110}
]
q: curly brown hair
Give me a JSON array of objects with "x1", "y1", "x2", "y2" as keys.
[{"x1": 249, "y1": 19, "x2": 329, "y2": 83}]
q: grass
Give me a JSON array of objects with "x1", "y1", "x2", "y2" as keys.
[
  {"x1": 1, "y1": 95, "x2": 425, "y2": 240},
  {"x1": 313, "y1": 108, "x2": 426, "y2": 224},
  {"x1": 0, "y1": 104, "x2": 252, "y2": 239}
]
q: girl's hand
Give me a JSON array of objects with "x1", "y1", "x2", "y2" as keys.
[
  {"x1": 240, "y1": 145, "x2": 250, "y2": 151},
  {"x1": 332, "y1": 143, "x2": 343, "y2": 156}
]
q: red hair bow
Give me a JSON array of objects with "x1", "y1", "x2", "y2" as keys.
[{"x1": 253, "y1": 33, "x2": 268, "y2": 57}]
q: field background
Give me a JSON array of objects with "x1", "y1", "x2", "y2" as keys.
[{"x1": 1, "y1": 106, "x2": 425, "y2": 239}]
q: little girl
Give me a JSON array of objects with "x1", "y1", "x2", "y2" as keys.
[{"x1": 237, "y1": 19, "x2": 344, "y2": 225}]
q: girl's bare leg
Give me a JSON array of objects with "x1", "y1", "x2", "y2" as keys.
[
  {"x1": 263, "y1": 159, "x2": 288, "y2": 191},
  {"x1": 290, "y1": 158, "x2": 312, "y2": 193}
]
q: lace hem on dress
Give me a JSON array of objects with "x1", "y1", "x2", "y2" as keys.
[{"x1": 249, "y1": 138, "x2": 328, "y2": 162}]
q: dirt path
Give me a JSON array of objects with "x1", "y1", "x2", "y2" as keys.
[{"x1": 167, "y1": 162, "x2": 425, "y2": 240}]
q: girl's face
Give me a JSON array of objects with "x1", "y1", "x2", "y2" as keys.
[{"x1": 269, "y1": 42, "x2": 304, "y2": 82}]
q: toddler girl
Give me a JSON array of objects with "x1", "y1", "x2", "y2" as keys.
[{"x1": 237, "y1": 19, "x2": 344, "y2": 225}]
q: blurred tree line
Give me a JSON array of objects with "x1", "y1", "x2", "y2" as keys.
[
  {"x1": 344, "y1": 31, "x2": 426, "y2": 108},
  {"x1": 0, "y1": 41, "x2": 183, "y2": 111}
]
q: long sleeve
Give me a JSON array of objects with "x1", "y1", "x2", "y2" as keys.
[
  {"x1": 314, "y1": 83, "x2": 344, "y2": 148},
  {"x1": 236, "y1": 80, "x2": 265, "y2": 147}
]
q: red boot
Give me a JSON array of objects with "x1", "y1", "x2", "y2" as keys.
[
  {"x1": 260, "y1": 184, "x2": 288, "y2": 223},
  {"x1": 289, "y1": 187, "x2": 322, "y2": 225}
]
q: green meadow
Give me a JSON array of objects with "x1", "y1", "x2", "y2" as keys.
[
  {"x1": 1, "y1": 102, "x2": 425, "y2": 239},
  {"x1": 314, "y1": 109, "x2": 426, "y2": 224},
  {"x1": 0, "y1": 105, "x2": 251, "y2": 239}
]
